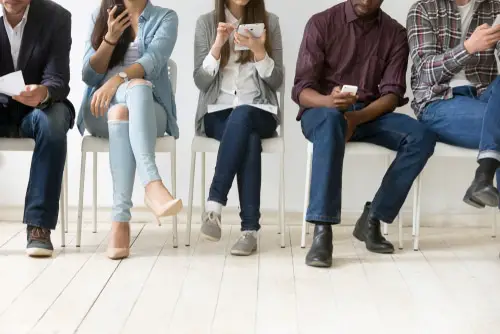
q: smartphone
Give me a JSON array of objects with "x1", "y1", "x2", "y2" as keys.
[
  {"x1": 494, "y1": 14, "x2": 500, "y2": 27},
  {"x1": 235, "y1": 23, "x2": 265, "y2": 51},
  {"x1": 109, "y1": 4, "x2": 125, "y2": 18},
  {"x1": 341, "y1": 85, "x2": 358, "y2": 95}
]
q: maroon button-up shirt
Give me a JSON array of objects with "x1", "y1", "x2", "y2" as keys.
[{"x1": 292, "y1": 0, "x2": 410, "y2": 120}]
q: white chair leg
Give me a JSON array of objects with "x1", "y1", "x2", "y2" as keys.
[
  {"x1": 59, "y1": 177, "x2": 65, "y2": 247},
  {"x1": 301, "y1": 147, "x2": 313, "y2": 248},
  {"x1": 64, "y1": 158, "x2": 68, "y2": 233},
  {"x1": 398, "y1": 213, "x2": 403, "y2": 250},
  {"x1": 413, "y1": 175, "x2": 422, "y2": 251},
  {"x1": 201, "y1": 152, "x2": 206, "y2": 213},
  {"x1": 92, "y1": 152, "x2": 97, "y2": 233},
  {"x1": 492, "y1": 208, "x2": 497, "y2": 238},
  {"x1": 171, "y1": 149, "x2": 178, "y2": 248},
  {"x1": 279, "y1": 152, "x2": 285, "y2": 248},
  {"x1": 77, "y1": 151, "x2": 87, "y2": 247},
  {"x1": 383, "y1": 155, "x2": 391, "y2": 236},
  {"x1": 186, "y1": 152, "x2": 196, "y2": 246}
]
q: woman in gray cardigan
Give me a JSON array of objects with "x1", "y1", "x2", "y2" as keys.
[{"x1": 193, "y1": 0, "x2": 283, "y2": 256}]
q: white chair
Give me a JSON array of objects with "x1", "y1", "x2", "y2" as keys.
[
  {"x1": 76, "y1": 59, "x2": 179, "y2": 248},
  {"x1": 301, "y1": 141, "x2": 419, "y2": 250},
  {"x1": 0, "y1": 138, "x2": 68, "y2": 246},
  {"x1": 412, "y1": 142, "x2": 498, "y2": 250},
  {"x1": 186, "y1": 71, "x2": 287, "y2": 248}
]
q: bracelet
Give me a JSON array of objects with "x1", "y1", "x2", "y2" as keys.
[{"x1": 103, "y1": 36, "x2": 117, "y2": 46}]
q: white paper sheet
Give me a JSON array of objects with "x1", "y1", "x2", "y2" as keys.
[{"x1": 0, "y1": 71, "x2": 26, "y2": 97}]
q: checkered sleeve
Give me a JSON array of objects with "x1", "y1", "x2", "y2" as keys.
[{"x1": 407, "y1": 2, "x2": 473, "y2": 87}]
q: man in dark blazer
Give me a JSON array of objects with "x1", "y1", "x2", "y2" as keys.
[{"x1": 0, "y1": 0, "x2": 73, "y2": 257}]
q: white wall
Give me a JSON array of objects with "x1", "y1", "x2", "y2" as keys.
[{"x1": 0, "y1": 0, "x2": 486, "y2": 219}]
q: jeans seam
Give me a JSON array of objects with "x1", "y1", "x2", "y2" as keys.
[{"x1": 305, "y1": 214, "x2": 341, "y2": 224}]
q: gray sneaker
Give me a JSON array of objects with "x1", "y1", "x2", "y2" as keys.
[
  {"x1": 200, "y1": 211, "x2": 222, "y2": 241},
  {"x1": 26, "y1": 226, "x2": 54, "y2": 257},
  {"x1": 230, "y1": 231, "x2": 258, "y2": 256}
]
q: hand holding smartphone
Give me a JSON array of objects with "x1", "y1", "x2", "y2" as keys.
[
  {"x1": 341, "y1": 85, "x2": 358, "y2": 96},
  {"x1": 235, "y1": 23, "x2": 265, "y2": 51}
]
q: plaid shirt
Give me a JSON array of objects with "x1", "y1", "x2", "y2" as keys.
[{"x1": 407, "y1": 0, "x2": 500, "y2": 116}]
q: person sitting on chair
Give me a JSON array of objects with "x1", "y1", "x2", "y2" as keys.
[
  {"x1": 293, "y1": 0, "x2": 437, "y2": 268},
  {"x1": 193, "y1": 0, "x2": 283, "y2": 256},
  {"x1": 79, "y1": 0, "x2": 182, "y2": 260},
  {"x1": 0, "y1": 0, "x2": 74, "y2": 257}
]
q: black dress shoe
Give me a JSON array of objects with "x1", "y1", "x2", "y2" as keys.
[
  {"x1": 463, "y1": 172, "x2": 499, "y2": 208},
  {"x1": 305, "y1": 224, "x2": 333, "y2": 268},
  {"x1": 353, "y1": 202, "x2": 394, "y2": 254}
]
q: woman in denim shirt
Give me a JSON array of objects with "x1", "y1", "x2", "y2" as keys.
[{"x1": 79, "y1": 0, "x2": 181, "y2": 260}]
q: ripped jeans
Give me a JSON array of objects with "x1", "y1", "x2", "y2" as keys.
[{"x1": 83, "y1": 79, "x2": 168, "y2": 222}]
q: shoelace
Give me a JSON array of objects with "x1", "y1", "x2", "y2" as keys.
[
  {"x1": 207, "y1": 212, "x2": 221, "y2": 227},
  {"x1": 31, "y1": 227, "x2": 49, "y2": 241}
]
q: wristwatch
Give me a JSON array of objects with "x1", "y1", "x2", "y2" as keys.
[{"x1": 118, "y1": 72, "x2": 129, "y2": 83}]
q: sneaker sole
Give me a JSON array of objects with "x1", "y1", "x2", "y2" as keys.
[
  {"x1": 230, "y1": 247, "x2": 257, "y2": 256},
  {"x1": 26, "y1": 248, "x2": 53, "y2": 257},
  {"x1": 200, "y1": 231, "x2": 221, "y2": 242},
  {"x1": 306, "y1": 259, "x2": 332, "y2": 268}
]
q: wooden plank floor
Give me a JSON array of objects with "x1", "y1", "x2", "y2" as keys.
[{"x1": 1, "y1": 220, "x2": 500, "y2": 334}]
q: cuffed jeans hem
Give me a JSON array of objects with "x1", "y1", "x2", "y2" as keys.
[
  {"x1": 24, "y1": 219, "x2": 57, "y2": 230},
  {"x1": 241, "y1": 224, "x2": 261, "y2": 232},
  {"x1": 477, "y1": 150, "x2": 500, "y2": 163},
  {"x1": 207, "y1": 196, "x2": 227, "y2": 206},
  {"x1": 305, "y1": 214, "x2": 341, "y2": 225},
  {"x1": 142, "y1": 176, "x2": 162, "y2": 187},
  {"x1": 112, "y1": 213, "x2": 132, "y2": 223}
]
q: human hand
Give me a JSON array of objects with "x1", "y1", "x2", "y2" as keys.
[
  {"x1": 234, "y1": 28, "x2": 267, "y2": 59},
  {"x1": 13, "y1": 85, "x2": 48, "y2": 107},
  {"x1": 105, "y1": 6, "x2": 131, "y2": 44},
  {"x1": 91, "y1": 76, "x2": 122, "y2": 117},
  {"x1": 213, "y1": 22, "x2": 235, "y2": 49},
  {"x1": 464, "y1": 23, "x2": 500, "y2": 54},
  {"x1": 326, "y1": 86, "x2": 357, "y2": 110}
]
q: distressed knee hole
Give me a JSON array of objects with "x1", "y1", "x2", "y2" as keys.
[
  {"x1": 127, "y1": 79, "x2": 153, "y2": 89},
  {"x1": 108, "y1": 105, "x2": 129, "y2": 121}
]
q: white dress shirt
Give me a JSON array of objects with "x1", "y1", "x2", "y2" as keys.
[
  {"x1": 202, "y1": 8, "x2": 276, "y2": 114},
  {"x1": 2, "y1": 5, "x2": 29, "y2": 69}
]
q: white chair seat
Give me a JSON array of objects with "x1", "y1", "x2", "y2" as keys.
[
  {"x1": 434, "y1": 142, "x2": 477, "y2": 157},
  {"x1": 192, "y1": 135, "x2": 284, "y2": 153},
  {"x1": 307, "y1": 141, "x2": 394, "y2": 156},
  {"x1": 0, "y1": 138, "x2": 68, "y2": 246},
  {"x1": 82, "y1": 135, "x2": 176, "y2": 153}
]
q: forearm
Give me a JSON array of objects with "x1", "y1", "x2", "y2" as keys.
[
  {"x1": 352, "y1": 94, "x2": 399, "y2": 124},
  {"x1": 124, "y1": 63, "x2": 145, "y2": 80},
  {"x1": 298, "y1": 88, "x2": 330, "y2": 109},
  {"x1": 89, "y1": 41, "x2": 116, "y2": 74}
]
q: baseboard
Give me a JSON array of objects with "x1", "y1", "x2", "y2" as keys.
[{"x1": 0, "y1": 206, "x2": 496, "y2": 228}]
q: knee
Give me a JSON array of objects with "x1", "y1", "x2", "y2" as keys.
[
  {"x1": 306, "y1": 107, "x2": 345, "y2": 135},
  {"x1": 406, "y1": 126, "x2": 437, "y2": 156},
  {"x1": 108, "y1": 105, "x2": 129, "y2": 121},
  {"x1": 227, "y1": 105, "x2": 253, "y2": 125},
  {"x1": 34, "y1": 104, "x2": 70, "y2": 143},
  {"x1": 127, "y1": 79, "x2": 153, "y2": 90}
]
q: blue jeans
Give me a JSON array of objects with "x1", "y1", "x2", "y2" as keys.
[
  {"x1": 301, "y1": 106, "x2": 436, "y2": 224},
  {"x1": 204, "y1": 105, "x2": 277, "y2": 231},
  {"x1": 0, "y1": 103, "x2": 71, "y2": 230},
  {"x1": 421, "y1": 77, "x2": 500, "y2": 161},
  {"x1": 83, "y1": 81, "x2": 167, "y2": 222}
]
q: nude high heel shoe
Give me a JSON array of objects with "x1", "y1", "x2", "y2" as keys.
[
  {"x1": 144, "y1": 194, "x2": 183, "y2": 218},
  {"x1": 107, "y1": 224, "x2": 130, "y2": 260}
]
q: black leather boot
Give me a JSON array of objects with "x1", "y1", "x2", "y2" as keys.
[
  {"x1": 305, "y1": 224, "x2": 333, "y2": 268},
  {"x1": 463, "y1": 171, "x2": 499, "y2": 208},
  {"x1": 353, "y1": 202, "x2": 394, "y2": 254}
]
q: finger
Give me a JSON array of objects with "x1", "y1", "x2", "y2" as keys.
[
  {"x1": 478, "y1": 23, "x2": 490, "y2": 30},
  {"x1": 120, "y1": 21, "x2": 132, "y2": 32},
  {"x1": 116, "y1": 9, "x2": 129, "y2": 21},
  {"x1": 100, "y1": 99, "x2": 109, "y2": 117},
  {"x1": 108, "y1": 6, "x2": 117, "y2": 17}
]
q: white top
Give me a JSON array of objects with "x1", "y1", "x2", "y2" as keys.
[
  {"x1": 103, "y1": 40, "x2": 141, "y2": 83},
  {"x1": 450, "y1": 0, "x2": 475, "y2": 88},
  {"x1": 202, "y1": 8, "x2": 275, "y2": 113},
  {"x1": 2, "y1": 5, "x2": 29, "y2": 69}
]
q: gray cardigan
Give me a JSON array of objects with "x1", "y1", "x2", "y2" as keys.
[{"x1": 193, "y1": 11, "x2": 284, "y2": 135}]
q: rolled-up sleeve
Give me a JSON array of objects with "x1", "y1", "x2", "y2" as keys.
[
  {"x1": 136, "y1": 10, "x2": 178, "y2": 80},
  {"x1": 379, "y1": 28, "x2": 410, "y2": 106},
  {"x1": 291, "y1": 16, "x2": 325, "y2": 106},
  {"x1": 254, "y1": 53, "x2": 275, "y2": 79}
]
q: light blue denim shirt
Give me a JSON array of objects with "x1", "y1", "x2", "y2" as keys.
[{"x1": 78, "y1": 1, "x2": 179, "y2": 138}]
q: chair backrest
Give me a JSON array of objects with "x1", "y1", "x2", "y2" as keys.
[
  {"x1": 277, "y1": 66, "x2": 286, "y2": 138},
  {"x1": 168, "y1": 59, "x2": 177, "y2": 96}
]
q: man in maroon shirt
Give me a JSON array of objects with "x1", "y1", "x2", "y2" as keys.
[{"x1": 293, "y1": 0, "x2": 437, "y2": 268}]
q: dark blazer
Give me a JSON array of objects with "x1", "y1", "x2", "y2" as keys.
[{"x1": 0, "y1": 0, "x2": 74, "y2": 129}]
